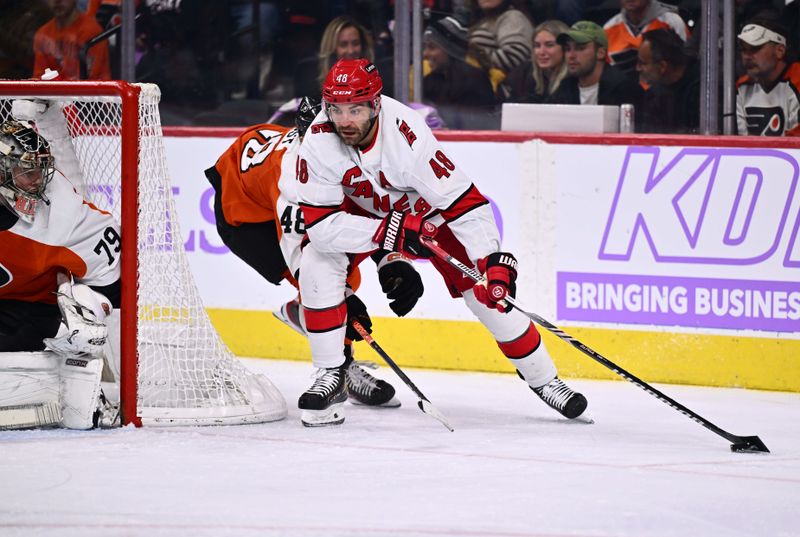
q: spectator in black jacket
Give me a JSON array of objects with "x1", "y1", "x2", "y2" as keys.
[
  {"x1": 423, "y1": 16, "x2": 498, "y2": 129},
  {"x1": 548, "y1": 20, "x2": 643, "y2": 116},
  {"x1": 637, "y1": 28, "x2": 700, "y2": 134}
]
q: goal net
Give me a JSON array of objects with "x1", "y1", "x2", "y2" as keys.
[{"x1": 0, "y1": 81, "x2": 287, "y2": 426}]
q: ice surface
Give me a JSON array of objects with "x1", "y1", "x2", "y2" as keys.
[{"x1": 1, "y1": 358, "x2": 798, "y2": 537}]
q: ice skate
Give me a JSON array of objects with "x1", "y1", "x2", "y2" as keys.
[
  {"x1": 273, "y1": 297, "x2": 306, "y2": 336},
  {"x1": 344, "y1": 348, "x2": 400, "y2": 408},
  {"x1": 298, "y1": 366, "x2": 347, "y2": 427},
  {"x1": 528, "y1": 375, "x2": 588, "y2": 419}
]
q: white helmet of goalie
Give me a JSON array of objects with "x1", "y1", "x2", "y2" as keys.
[{"x1": 0, "y1": 118, "x2": 55, "y2": 224}]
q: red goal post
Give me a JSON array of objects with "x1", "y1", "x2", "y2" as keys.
[{"x1": 0, "y1": 81, "x2": 287, "y2": 426}]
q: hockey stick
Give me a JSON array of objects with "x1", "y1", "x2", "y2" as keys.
[
  {"x1": 420, "y1": 238, "x2": 769, "y2": 453},
  {"x1": 351, "y1": 320, "x2": 454, "y2": 432}
]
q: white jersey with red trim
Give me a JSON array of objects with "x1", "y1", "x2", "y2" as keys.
[
  {"x1": 0, "y1": 173, "x2": 120, "y2": 304},
  {"x1": 296, "y1": 95, "x2": 499, "y2": 262}
]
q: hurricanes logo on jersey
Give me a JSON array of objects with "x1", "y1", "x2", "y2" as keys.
[
  {"x1": 0, "y1": 262, "x2": 11, "y2": 287},
  {"x1": 396, "y1": 119, "x2": 417, "y2": 147},
  {"x1": 744, "y1": 106, "x2": 785, "y2": 136}
]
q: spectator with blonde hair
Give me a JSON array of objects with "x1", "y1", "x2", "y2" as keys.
[
  {"x1": 294, "y1": 15, "x2": 393, "y2": 98},
  {"x1": 503, "y1": 19, "x2": 570, "y2": 102}
]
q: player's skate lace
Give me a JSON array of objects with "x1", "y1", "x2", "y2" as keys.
[
  {"x1": 298, "y1": 366, "x2": 347, "y2": 411},
  {"x1": 306, "y1": 368, "x2": 344, "y2": 397},
  {"x1": 532, "y1": 377, "x2": 587, "y2": 419}
]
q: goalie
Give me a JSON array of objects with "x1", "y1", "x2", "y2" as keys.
[{"x1": 0, "y1": 110, "x2": 121, "y2": 431}]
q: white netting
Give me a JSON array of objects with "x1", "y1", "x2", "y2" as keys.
[{"x1": 0, "y1": 83, "x2": 287, "y2": 426}]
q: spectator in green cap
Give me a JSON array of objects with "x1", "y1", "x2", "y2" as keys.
[{"x1": 547, "y1": 20, "x2": 643, "y2": 126}]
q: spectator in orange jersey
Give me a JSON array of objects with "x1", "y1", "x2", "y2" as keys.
[
  {"x1": 603, "y1": 0, "x2": 689, "y2": 77},
  {"x1": 33, "y1": 0, "x2": 111, "y2": 81},
  {"x1": 736, "y1": 18, "x2": 800, "y2": 136}
]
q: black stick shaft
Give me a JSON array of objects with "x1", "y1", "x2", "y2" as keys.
[
  {"x1": 421, "y1": 238, "x2": 768, "y2": 452},
  {"x1": 352, "y1": 321, "x2": 429, "y2": 403},
  {"x1": 352, "y1": 321, "x2": 454, "y2": 431}
]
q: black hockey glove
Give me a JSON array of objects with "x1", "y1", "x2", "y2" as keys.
[
  {"x1": 345, "y1": 292, "x2": 372, "y2": 341},
  {"x1": 374, "y1": 251, "x2": 424, "y2": 317},
  {"x1": 372, "y1": 210, "x2": 437, "y2": 259}
]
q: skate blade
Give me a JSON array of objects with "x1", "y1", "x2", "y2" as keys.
[
  {"x1": 300, "y1": 403, "x2": 345, "y2": 427},
  {"x1": 349, "y1": 395, "x2": 402, "y2": 408},
  {"x1": 272, "y1": 308, "x2": 306, "y2": 337},
  {"x1": 571, "y1": 413, "x2": 595, "y2": 425}
]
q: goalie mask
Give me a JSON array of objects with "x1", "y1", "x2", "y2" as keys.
[{"x1": 0, "y1": 119, "x2": 54, "y2": 224}]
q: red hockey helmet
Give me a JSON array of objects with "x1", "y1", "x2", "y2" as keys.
[{"x1": 322, "y1": 58, "x2": 383, "y2": 106}]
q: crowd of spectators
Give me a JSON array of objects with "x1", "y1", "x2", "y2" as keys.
[{"x1": 1, "y1": 0, "x2": 798, "y2": 135}]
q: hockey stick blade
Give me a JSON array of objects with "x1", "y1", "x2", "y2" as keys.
[
  {"x1": 352, "y1": 321, "x2": 454, "y2": 432},
  {"x1": 420, "y1": 238, "x2": 769, "y2": 453},
  {"x1": 730, "y1": 435, "x2": 770, "y2": 454},
  {"x1": 417, "y1": 400, "x2": 455, "y2": 432}
]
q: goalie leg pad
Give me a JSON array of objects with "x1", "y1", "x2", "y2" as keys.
[
  {"x1": 0, "y1": 352, "x2": 62, "y2": 429},
  {"x1": 60, "y1": 355, "x2": 103, "y2": 430}
]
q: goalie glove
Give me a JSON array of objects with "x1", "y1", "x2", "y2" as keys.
[
  {"x1": 344, "y1": 291, "x2": 372, "y2": 342},
  {"x1": 472, "y1": 252, "x2": 517, "y2": 314},
  {"x1": 43, "y1": 280, "x2": 109, "y2": 357},
  {"x1": 372, "y1": 210, "x2": 437, "y2": 259},
  {"x1": 375, "y1": 251, "x2": 424, "y2": 317}
]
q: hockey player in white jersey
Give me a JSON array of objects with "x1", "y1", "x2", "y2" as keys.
[
  {"x1": 205, "y1": 96, "x2": 405, "y2": 409},
  {"x1": 0, "y1": 112, "x2": 121, "y2": 430},
  {"x1": 294, "y1": 58, "x2": 588, "y2": 427}
]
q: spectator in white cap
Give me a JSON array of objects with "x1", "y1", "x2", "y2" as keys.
[
  {"x1": 422, "y1": 16, "x2": 497, "y2": 129},
  {"x1": 736, "y1": 17, "x2": 800, "y2": 136}
]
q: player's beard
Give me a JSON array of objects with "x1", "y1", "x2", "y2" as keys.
[{"x1": 335, "y1": 118, "x2": 374, "y2": 148}]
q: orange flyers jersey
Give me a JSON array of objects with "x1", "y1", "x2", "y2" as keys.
[
  {"x1": 0, "y1": 174, "x2": 121, "y2": 304},
  {"x1": 33, "y1": 12, "x2": 111, "y2": 81},
  {"x1": 212, "y1": 124, "x2": 299, "y2": 227},
  {"x1": 603, "y1": 11, "x2": 688, "y2": 70}
]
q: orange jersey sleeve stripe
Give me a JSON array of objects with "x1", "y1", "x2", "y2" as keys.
[{"x1": 0, "y1": 231, "x2": 88, "y2": 303}]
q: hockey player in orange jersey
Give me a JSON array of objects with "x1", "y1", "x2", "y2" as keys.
[
  {"x1": 0, "y1": 111, "x2": 120, "y2": 430},
  {"x1": 205, "y1": 98, "x2": 424, "y2": 412}
]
